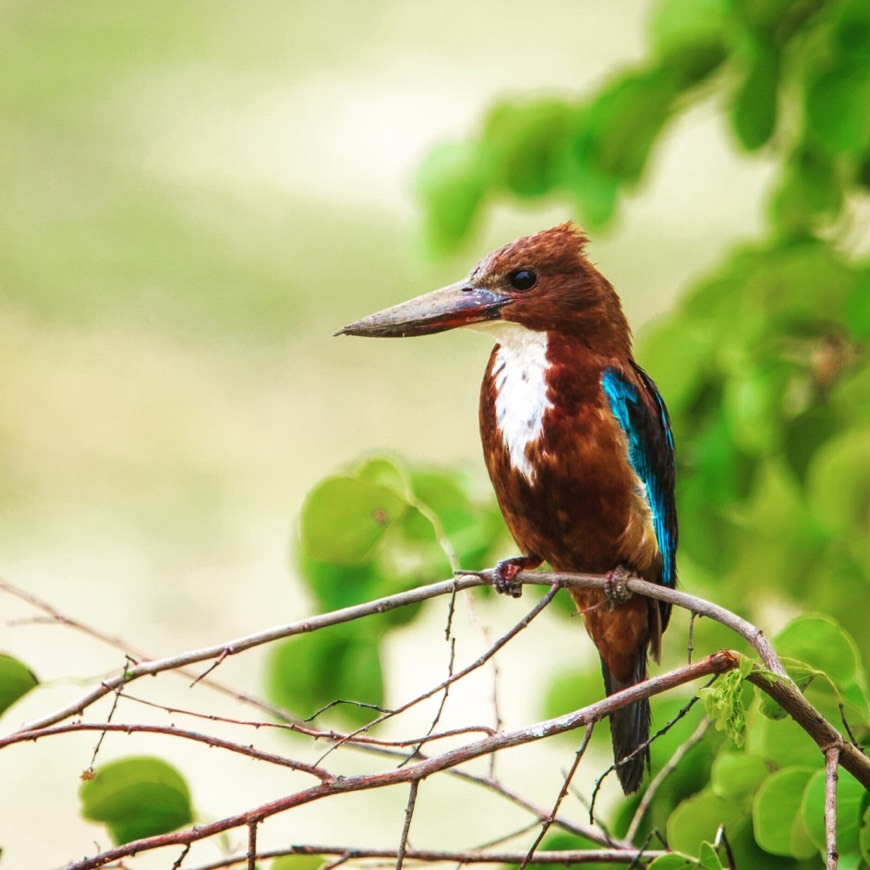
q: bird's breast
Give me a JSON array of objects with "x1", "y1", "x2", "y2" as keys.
[
  {"x1": 489, "y1": 328, "x2": 553, "y2": 484},
  {"x1": 479, "y1": 333, "x2": 659, "y2": 578}
]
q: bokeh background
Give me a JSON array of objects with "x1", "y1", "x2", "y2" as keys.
[{"x1": 2, "y1": 1, "x2": 863, "y2": 867}]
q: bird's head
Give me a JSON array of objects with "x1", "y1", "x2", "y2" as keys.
[{"x1": 337, "y1": 222, "x2": 631, "y2": 354}]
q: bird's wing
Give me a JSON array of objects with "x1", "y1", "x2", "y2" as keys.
[{"x1": 601, "y1": 364, "x2": 678, "y2": 622}]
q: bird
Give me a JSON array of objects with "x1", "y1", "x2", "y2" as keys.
[{"x1": 337, "y1": 222, "x2": 677, "y2": 793}]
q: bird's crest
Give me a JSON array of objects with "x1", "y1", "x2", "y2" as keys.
[{"x1": 472, "y1": 222, "x2": 589, "y2": 282}]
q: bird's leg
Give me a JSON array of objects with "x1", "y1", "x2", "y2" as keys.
[
  {"x1": 604, "y1": 565, "x2": 636, "y2": 609},
  {"x1": 493, "y1": 554, "x2": 542, "y2": 599}
]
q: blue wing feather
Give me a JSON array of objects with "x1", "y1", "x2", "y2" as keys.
[{"x1": 601, "y1": 365, "x2": 678, "y2": 605}]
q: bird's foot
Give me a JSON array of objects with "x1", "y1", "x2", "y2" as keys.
[
  {"x1": 604, "y1": 565, "x2": 635, "y2": 609},
  {"x1": 493, "y1": 555, "x2": 541, "y2": 599}
]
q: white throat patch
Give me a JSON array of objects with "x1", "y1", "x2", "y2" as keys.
[{"x1": 473, "y1": 322, "x2": 552, "y2": 484}]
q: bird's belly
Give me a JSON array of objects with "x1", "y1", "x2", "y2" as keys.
[{"x1": 489, "y1": 437, "x2": 659, "y2": 579}]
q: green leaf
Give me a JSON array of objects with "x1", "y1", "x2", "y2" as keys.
[
  {"x1": 646, "y1": 694, "x2": 721, "y2": 807},
  {"x1": 727, "y1": 0, "x2": 794, "y2": 34},
  {"x1": 648, "y1": 0, "x2": 728, "y2": 86},
  {"x1": 802, "y1": 766, "x2": 866, "y2": 857},
  {"x1": 267, "y1": 622, "x2": 384, "y2": 728},
  {"x1": 807, "y1": 429, "x2": 870, "y2": 559},
  {"x1": 860, "y1": 803, "x2": 870, "y2": 865},
  {"x1": 845, "y1": 268, "x2": 870, "y2": 339},
  {"x1": 748, "y1": 711, "x2": 821, "y2": 769},
  {"x1": 648, "y1": 854, "x2": 698, "y2": 869},
  {"x1": 710, "y1": 751, "x2": 768, "y2": 800},
  {"x1": 479, "y1": 99, "x2": 573, "y2": 198},
  {"x1": 722, "y1": 362, "x2": 790, "y2": 454},
  {"x1": 415, "y1": 140, "x2": 486, "y2": 253},
  {"x1": 732, "y1": 42, "x2": 779, "y2": 151},
  {"x1": 636, "y1": 317, "x2": 713, "y2": 415},
  {"x1": 697, "y1": 841, "x2": 724, "y2": 870},
  {"x1": 272, "y1": 855, "x2": 324, "y2": 870},
  {"x1": 834, "y1": 0, "x2": 870, "y2": 62},
  {"x1": 783, "y1": 404, "x2": 844, "y2": 484},
  {"x1": 769, "y1": 147, "x2": 842, "y2": 235},
  {"x1": 773, "y1": 615, "x2": 862, "y2": 686},
  {"x1": 0, "y1": 653, "x2": 38, "y2": 716},
  {"x1": 79, "y1": 756, "x2": 193, "y2": 845},
  {"x1": 354, "y1": 456, "x2": 410, "y2": 498},
  {"x1": 299, "y1": 475, "x2": 408, "y2": 565},
  {"x1": 296, "y1": 548, "x2": 381, "y2": 613},
  {"x1": 805, "y1": 58, "x2": 870, "y2": 155},
  {"x1": 574, "y1": 68, "x2": 677, "y2": 186},
  {"x1": 751, "y1": 766, "x2": 817, "y2": 858},
  {"x1": 668, "y1": 792, "x2": 747, "y2": 854}
]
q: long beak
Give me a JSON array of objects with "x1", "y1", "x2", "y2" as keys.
[{"x1": 335, "y1": 282, "x2": 511, "y2": 338}]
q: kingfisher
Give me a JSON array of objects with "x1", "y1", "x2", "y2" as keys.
[{"x1": 337, "y1": 222, "x2": 677, "y2": 793}]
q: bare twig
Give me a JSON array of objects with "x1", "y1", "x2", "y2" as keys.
[
  {"x1": 521, "y1": 723, "x2": 595, "y2": 869},
  {"x1": 396, "y1": 780, "x2": 419, "y2": 870},
  {"x1": 247, "y1": 822, "x2": 258, "y2": 870},
  {"x1": 825, "y1": 746, "x2": 840, "y2": 870},
  {"x1": 0, "y1": 722, "x2": 332, "y2": 780}
]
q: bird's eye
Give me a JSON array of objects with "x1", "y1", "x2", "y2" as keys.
[{"x1": 507, "y1": 269, "x2": 538, "y2": 291}]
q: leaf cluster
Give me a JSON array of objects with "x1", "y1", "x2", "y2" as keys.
[
  {"x1": 416, "y1": 0, "x2": 870, "y2": 247},
  {"x1": 268, "y1": 456, "x2": 509, "y2": 727}
]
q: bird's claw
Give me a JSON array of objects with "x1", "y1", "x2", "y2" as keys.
[
  {"x1": 604, "y1": 565, "x2": 634, "y2": 608},
  {"x1": 493, "y1": 559, "x2": 525, "y2": 598}
]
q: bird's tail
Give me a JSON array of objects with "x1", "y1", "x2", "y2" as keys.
[{"x1": 600, "y1": 653, "x2": 650, "y2": 794}]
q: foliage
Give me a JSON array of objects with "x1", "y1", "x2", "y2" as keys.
[{"x1": 0, "y1": 654, "x2": 38, "y2": 716}]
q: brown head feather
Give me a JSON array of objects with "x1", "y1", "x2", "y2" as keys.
[{"x1": 469, "y1": 222, "x2": 632, "y2": 356}]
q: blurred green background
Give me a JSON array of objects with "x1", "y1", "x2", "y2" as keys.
[{"x1": 1, "y1": 0, "x2": 866, "y2": 867}]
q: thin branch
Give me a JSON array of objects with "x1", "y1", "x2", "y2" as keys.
[
  {"x1": 396, "y1": 780, "x2": 419, "y2": 870},
  {"x1": 0, "y1": 722, "x2": 332, "y2": 780},
  {"x1": 64, "y1": 652, "x2": 736, "y2": 870},
  {"x1": 825, "y1": 746, "x2": 839, "y2": 870},
  {"x1": 521, "y1": 723, "x2": 595, "y2": 870},
  {"x1": 247, "y1": 822, "x2": 258, "y2": 870},
  {"x1": 171, "y1": 844, "x2": 192, "y2": 870},
  {"x1": 186, "y1": 845, "x2": 670, "y2": 870},
  {"x1": 626, "y1": 718, "x2": 711, "y2": 842}
]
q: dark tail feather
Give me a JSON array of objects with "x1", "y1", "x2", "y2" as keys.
[{"x1": 601, "y1": 654, "x2": 650, "y2": 794}]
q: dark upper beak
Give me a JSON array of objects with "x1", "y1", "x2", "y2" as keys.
[{"x1": 335, "y1": 281, "x2": 512, "y2": 338}]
